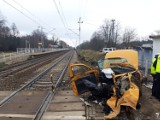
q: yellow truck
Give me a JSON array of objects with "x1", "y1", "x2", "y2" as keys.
[{"x1": 69, "y1": 49, "x2": 142, "y2": 119}]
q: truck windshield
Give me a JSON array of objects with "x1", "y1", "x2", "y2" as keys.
[{"x1": 98, "y1": 58, "x2": 130, "y2": 70}]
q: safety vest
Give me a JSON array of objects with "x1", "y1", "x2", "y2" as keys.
[
  {"x1": 156, "y1": 55, "x2": 160, "y2": 73},
  {"x1": 151, "y1": 58, "x2": 156, "y2": 75}
]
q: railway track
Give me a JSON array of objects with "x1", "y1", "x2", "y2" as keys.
[
  {"x1": 0, "y1": 51, "x2": 67, "y2": 78},
  {"x1": 0, "y1": 50, "x2": 78, "y2": 120},
  {"x1": 0, "y1": 51, "x2": 68, "y2": 91},
  {"x1": 41, "y1": 51, "x2": 86, "y2": 120}
]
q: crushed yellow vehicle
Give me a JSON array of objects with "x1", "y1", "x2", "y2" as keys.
[{"x1": 69, "y1": 49, "x2": 142, "y2": 119}]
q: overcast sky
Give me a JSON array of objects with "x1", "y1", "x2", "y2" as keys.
[{"x1": 0, "y1": 0, "x2": 160, "y2": 47}]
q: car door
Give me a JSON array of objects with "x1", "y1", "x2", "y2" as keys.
[{"x1": 69, "y1": 63, "x2": 99, "y2": 96}]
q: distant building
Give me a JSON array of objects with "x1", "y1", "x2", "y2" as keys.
[
  {"x1": 149, "y1": 35, "x2": 160, "y2": 58},
  {"x1": 133, "y1": 43, "x2": 153, "y2": 68},
  {"x1": 142, "y1": 43, "x2": 153, "y2": 48}
]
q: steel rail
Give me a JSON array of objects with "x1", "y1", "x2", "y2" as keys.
[
  {"x1": 0, "y1": 50, "x2": 68, "y2": 72},
  {"x1": 0, "y1": 51, "x2": 67, "y2": 78},
  {"x1": 34, "y1": 91, "x2": 53, "y2": 120},
  {"x1": 0, "y1": 51, "x2": 71, "y2": 107},
  {"x1": 34, "y1": 51, "x2": 73, "y2": 120},
  {"x1": 0, "y1": 55, "x2": 46, "y2": 72},
  {"x1": 0, "y1": 54, "x2": 58, "y2": 78}
]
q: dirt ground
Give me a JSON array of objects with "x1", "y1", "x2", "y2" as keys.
[{"x1": 129, "y1": 84, "x2": 160, "y2": 120}]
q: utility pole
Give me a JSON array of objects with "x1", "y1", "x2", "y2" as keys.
[
  {"x1": 25, "y1": 40, "x2": 28, "y2": 49},
  {"x1": 78, "y1": 17, "x2": 83, "y2": 46},
  {"x1": 111, "y1": 19, "x2": 115, "y2": 46},
  {"x1": 38, "y1": 26, "x2": 45, "y2": 50},
  {"x1": 40, "y1": 26, "x2": 44, "y2": 49}
]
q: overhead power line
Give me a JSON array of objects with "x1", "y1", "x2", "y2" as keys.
[
  {"x1": 57, "y1": 0, "x2": 68, "y2": 28},
  {"x1": 85, "y1": 22, "x2": 98, "y2": 27},
  {"x1": 78, "y1": 17, "x2": 83, "y2": 45},
  {"x1": 52, "y1": 0, "x2": 67, "y2": 29},
  {"x1": 79, "y1": 0, "x2": 82, "y2": 17},
  {"x1": 68, "y1": 29, "x2": 79, "y2": 36},
  {"x1": 79, "y1": 0, "x2": 88, "y2": 18},
  {"x1": 82, "y1": 0, "x2": 88, "y2": 19},
  {"x1": 12, "y1": 0, "x2": 54, "y2": 29},
  {"x1": 3, "y1": 0, "x2": 42, "y2": 26},
  {"x1": 52, "y1": 0, "x2": 74, "y2": 42},
  {"x1": 12, "y1": 0, "x2": 36, "y2": 19}
]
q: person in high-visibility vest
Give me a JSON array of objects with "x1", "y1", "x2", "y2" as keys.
[
  {"x1": 156, "y1": 55, "x2": 160, "y2": 73},
  {"x1": 155, "y1": 54, "x2": 160, "y2": 100},
  {"x1": 151, "y1": 54, "x2": 160, "y2": 100},
  {"x1": 151, "y1": 57, "x2": 156, "y2": 97}
]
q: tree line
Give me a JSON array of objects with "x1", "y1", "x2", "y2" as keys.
[
  {"x1": 78, "y1": 19, "x2": 152, "y2": 51},
  {"x1": 0, "y1": 14, "x2": 68, "y2": 51}
]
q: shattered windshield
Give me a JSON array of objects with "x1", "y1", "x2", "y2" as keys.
[{"x1": 98, "y1": 58, "x2": 131, "y2": 70}]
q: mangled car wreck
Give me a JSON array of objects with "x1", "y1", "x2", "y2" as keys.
[{"x1": 69, "y1": 50, "x2": 142, "y2": 119}]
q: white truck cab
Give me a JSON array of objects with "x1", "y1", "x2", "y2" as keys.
[{"x1": 102, "y1": 48, "x2": 116, "y2": 54}]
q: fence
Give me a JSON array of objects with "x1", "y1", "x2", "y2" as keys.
[
  {"x1": 0, "y1": 48, "x2": 69, "y2": 64},
  {"x1": 16, "y1": 48, "x2": 69, "y2": 54},
  {"x1": 0, "y1": 52, "x2": 29, "y2": 64}
]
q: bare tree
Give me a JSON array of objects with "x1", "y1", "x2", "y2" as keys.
[
  {"x1": 58, "y1": 40, "x2": 68, "y2": 48},
  {"x1": 0, "y1": 17, "x2": 10, "y2": 37},
  {"x1": 78, "y1": 19, "x2": 138, "y2": 50},
  {"x1": 100, "y1": 19, "x2": 111, "y2": 47},
  {"x1": 114, "y1": 22, "x2": 121, "y2": 46},
  {"x1": 89, "y1": 32, "x2": 104, "y2": 50},
  {"x1": 0, "y1": 13, "x2": 6, "y2": 29},
  {"x1": 0, "y1": 19, "x2": 5, "y2": 27},
  {"x1": 100, "y1": 19, "x2": 120, "y2": 47},
  {"x1": 31, "y1": 29, "x2": 47, "y2": 47},
  {"x1": 11, "y1": 23, "x2": 19, "y2": 36},
  {"x1": 122, "y1": 27, "x2": 136, "y2": 48},
  {"x1": 51, "y1": 35, "x2": 58, "y2": 45}
]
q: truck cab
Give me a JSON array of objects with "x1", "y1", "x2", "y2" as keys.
[{"x1": 68, "y1": 49, "x2": 142, "y2": 119}]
